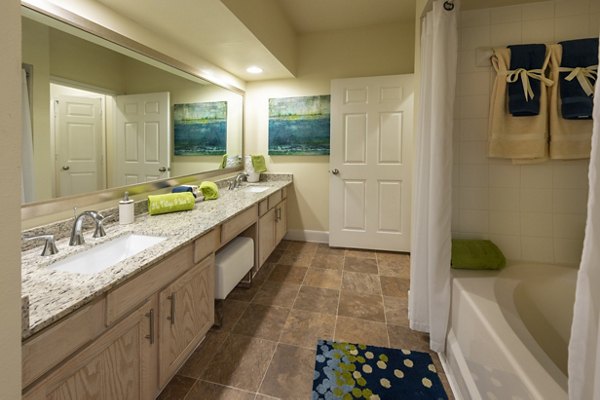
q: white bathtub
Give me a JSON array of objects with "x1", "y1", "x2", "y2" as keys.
[{"x1": 445, "y1": 262, "x2": 577, "y2": 400}]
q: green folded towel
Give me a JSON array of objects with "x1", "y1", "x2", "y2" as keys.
[
  {"x1": 148, "y1": 192, "x2": 195, "y2": 216},
  {"x1": 200, "y1": 181, "x2": 219, "y2": 200},
  {"x1": 251, "y1": 155, "x2": 267, "y2": 173},
  {"x1": 451, "y1": 239, "x2": 506, "y2": 270},
  {"x1": 220, "y1": 154, "x2": 228, "y2": 169}
]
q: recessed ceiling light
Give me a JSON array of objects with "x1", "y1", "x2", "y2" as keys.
[{"x1": 246, "y1": 66, "x2": 263, "y2": 74}]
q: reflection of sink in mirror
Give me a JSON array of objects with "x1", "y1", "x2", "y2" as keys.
[
  {"x1": 243, "y1": 186, "x2": 270, "y2": 193},
  {"x1": 49, "y1": 234, "x2": 167, "y2": 275}
]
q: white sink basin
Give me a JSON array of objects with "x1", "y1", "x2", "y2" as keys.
[
  {"x1": 49, "y1": 234, "x2": 167, "y2": 275},
  {"x1": 243, "y1": 185, "x2": 270, "y2": 193}
]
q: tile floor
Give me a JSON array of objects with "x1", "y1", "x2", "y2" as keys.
[{"x1": 158, "y1": 240, "x2": 455, "y2": 400}]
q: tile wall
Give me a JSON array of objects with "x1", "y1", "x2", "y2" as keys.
[{"x1": 452, "y1": 0, "x2": 600, "y2": 264}]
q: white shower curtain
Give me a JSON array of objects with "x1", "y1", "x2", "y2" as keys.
[
  {"x1": 409, "y1": 0, "x2": 458, "y2": 353},
  {"x1": 568, "y1": 39, "x2": 600, "y2": 400},
  {"x1": 21, "y1": 68, "x2": 35, "y2": 203}
]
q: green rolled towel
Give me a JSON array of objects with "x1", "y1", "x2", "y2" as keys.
[
  {"x1": 251, "y1": 155, "x2": 267, "y2": 173},
  {"x1": 148, "y1": 192, "x2": 195, "y2": 216},
  {"x1": 451, "y1": 239, "x2": 506, "y2": 270},
  {"x1": 220, "y1": 154, "x2": 228, "y2": 169},
  {"x1": 200, "y1": 181, "x2": 219, "y2": 200}
]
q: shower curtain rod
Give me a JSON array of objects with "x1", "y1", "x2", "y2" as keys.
[{"x1": 443, "y1": 0, "x2": 455, "y2": 11}]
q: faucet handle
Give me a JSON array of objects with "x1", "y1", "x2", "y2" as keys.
[
  {"x1": 93, "y1": 218, "x2": 107, "y2": 238},
  {"x1": 25, "y1": 235, "x2": 59, "y2": 256}
]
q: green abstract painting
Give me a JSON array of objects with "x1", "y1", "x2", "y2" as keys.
[{"x1": 268, "y1": 95, "x2": 330, "y2": 155}]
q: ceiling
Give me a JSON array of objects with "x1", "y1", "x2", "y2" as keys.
[
  {"x1": 79, "y1": 0, "x2": 546, "y2": 83},
  {"x1": 276, "y1": 0, "x2": 416, "y2": 34},
  {"x1": 93, "y1": 0, "x2": 418, "y2": 82}
]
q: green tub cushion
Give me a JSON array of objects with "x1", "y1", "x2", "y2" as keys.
[{"x1": 451, "y1": 239, "x2": 506, "y2": 270}]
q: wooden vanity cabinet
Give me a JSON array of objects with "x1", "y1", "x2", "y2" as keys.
[
  {"x1": 258, "y1": 195, "x2": 288, "y2": 267},
  {"x1": 158, "y1": 254, "x2": 214, "y2": 387},
  {"x1": 23, "y1": 297, "x2": 158, "y2": 400}
]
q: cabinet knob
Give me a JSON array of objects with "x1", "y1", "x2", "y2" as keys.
[{"x1": 330, "y1": 168, "x2": 339, "y2": 175}]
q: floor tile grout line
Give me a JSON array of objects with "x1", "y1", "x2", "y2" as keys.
[
  {"x1": 191, "y1": 377, "x2": 261, "y2": 398},
  {"x1": 256, "y1": 341, "x2": 284, "y2": 398},
  {"x1": 332, "y1": 254, "x2": 345, "y2": 342}
]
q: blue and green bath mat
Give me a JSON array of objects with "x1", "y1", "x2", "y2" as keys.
[{"x1": 312, "y1": 340, "x2": 448, "y2": 400}]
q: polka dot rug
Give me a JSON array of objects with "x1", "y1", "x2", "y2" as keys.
[{"x1": 312, "y1": 340, "x2": 448, "y2": 400}]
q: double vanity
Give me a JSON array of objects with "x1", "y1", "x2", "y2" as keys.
[{"x1": 21, "y1": 175, "x2": 292, "y2": 399}]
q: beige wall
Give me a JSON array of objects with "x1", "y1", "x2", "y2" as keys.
[
  {"x1": 0, "y1": 0, "x2": 22, "y2": 398},
  {"x1": 245, "y1": 22, "x2": 415, "y2": 235}
]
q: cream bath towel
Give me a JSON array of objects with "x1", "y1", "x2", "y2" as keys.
[
  {"x1": 488, "y1": 47, "x2": 553, "y2": 161},
  {"x1": 549, "y1": 44, "x2": 593, "y2": 160}
]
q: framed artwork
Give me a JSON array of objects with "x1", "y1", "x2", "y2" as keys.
[
  {"x1": 268, "y1": 95, "x2": 330, "y2": 155},
  {"x1": 174, "y1": 101, "x2": 227, "y2": 155}
]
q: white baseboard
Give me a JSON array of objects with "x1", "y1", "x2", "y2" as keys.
[{"x1": 284, "y1": 229, "x2": 329, "y2": 243}]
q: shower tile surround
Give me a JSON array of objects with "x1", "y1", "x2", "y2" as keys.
[
  {"x1": 20, "y1": 174, "x2": 292, "y2": 339},
  {"x1": 453, "y1": 0, "x2": 598, "y2": 265}
]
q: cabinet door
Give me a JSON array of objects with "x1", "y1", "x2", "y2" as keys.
[
  {"x1": 158, "y1": 254, "x2": 214, "y2": 387},
  {"x1": 275, "y1": 199, "x2": 288, "y2": 244},
  {"x1": 258, "y1": 206, "x2": 277, "y2": 267},
  {"x1": 23, "y1": 297, "x2": 158, "y2": 400}
]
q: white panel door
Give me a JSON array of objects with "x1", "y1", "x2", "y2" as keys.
[
  {"x1": 330, "y1": 75, "x2": 414, "y2": 251},
  {"x1": 115, "y1": 92, "x2": 170, "y2": 186},
  {"x1": 56, "y1": 95, "x2": 104, "y2": 197}
]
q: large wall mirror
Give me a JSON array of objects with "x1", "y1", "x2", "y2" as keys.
[{"x1": 21, "y1": 5, "x2": 243, "y2": 211}]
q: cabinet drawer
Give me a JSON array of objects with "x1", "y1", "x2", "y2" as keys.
[
  {"x1": 193, "y1": 229, "x2": 217, "y2": 264},
  {"x1": 258, "y1": 199, "x2": 268, "y2": 217},
  {"x1": 23, "y1": 298, "x2": 106, "y2": 388},
  {"x1": 106, "y1": 244, "x2": 194, "y2": 326},
  {"x1": 267, "y1": 190, "x2": 282, "y2": 210},
  {"x1": 221, "y1": 205, "x2": 257, "y2": 244}
]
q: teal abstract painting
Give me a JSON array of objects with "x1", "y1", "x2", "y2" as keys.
[
  {"x1": 268, "y1": 95, "x2": 330, "y2": 155},
  {"x1": 174, "y1": 101, "x2": 227, "y2": 156}
]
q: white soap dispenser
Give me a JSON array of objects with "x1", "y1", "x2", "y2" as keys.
[{"x1": 119, "y1": 191, "x2": 134, "y2": 225}]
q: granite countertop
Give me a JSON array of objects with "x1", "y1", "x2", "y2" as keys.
[{"x1": 21, "y1": 177, "x2": 292, "y2": 340}]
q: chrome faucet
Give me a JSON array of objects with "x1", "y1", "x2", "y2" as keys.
[
  {"x1": 25, "y1": 235, "x2": 59, "y2": 256},
  {"x1": 228, "y1": 172, "x2": 248, "y2": 190},
  {"x1": 69, "y1": 210, "x2": 106, "y2": 246}
]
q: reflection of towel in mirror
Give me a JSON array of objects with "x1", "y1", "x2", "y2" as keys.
[
  {"x1": 549, "y1": 44, "x2": 593, "y2": 160},
  {"x1": 200, "y1": 181, "x2": 219, "y2": 200},
  {"x1": 488, "y1": 47, "x2": 551, "y2": 161},
  {"x1": 558, "y1": 38, "x2": 598, "y2": 120},
  {"x1": 220, "y1": 154, "x2": 228, "y2": 168},
  {"x1": 507, "y1": 44, "x2": 547, "y2": 116},
  {"x1": 251, "y1": 155, "x2": 267, "y2": 173}
]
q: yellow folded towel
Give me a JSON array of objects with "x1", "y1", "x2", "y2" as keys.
[
  {"x1": 200, "y1": 181, "x2": 219, "y2": 200},
  {"x1": 148, "y1": 192, "x2": 195, "y2": 216},
  {"x1": 220, "y1": 154, "x2": 228, "y2": 169},
  {"x1": 488, "y1": 47, "x2": 552, "y2": 161},
  {"x1": 549, "y1": 44, "x2": 592, "y2": 160}
]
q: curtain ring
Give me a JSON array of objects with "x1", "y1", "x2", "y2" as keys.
[{"x1": 444, "y1": 0, "x2": 455, "y2": 11}]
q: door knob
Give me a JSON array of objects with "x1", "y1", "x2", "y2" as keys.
[
  {"x1": 330, "y1": 168, "x2": 339, "y2": 175},
  {"x1": 158, "y1": 167, "x2": 167, "y2": 172},
  {"x1": 62, "y1": 166, "x2": 70, "y2": 171}
]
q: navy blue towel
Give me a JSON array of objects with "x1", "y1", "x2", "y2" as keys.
[
  {"x1": 559, "y1": 38, "x2": 599, "y2": 120},
  {"x1": 507, "y1": 44, "x2": 547, "y2": 116},
  {"x1": 172, "y1": 186, "x2": 196, "y2": 198}
]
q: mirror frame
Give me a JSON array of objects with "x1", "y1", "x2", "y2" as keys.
[{"x1": 21, "y1": 1, "x2": 244, "y2": 222}]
